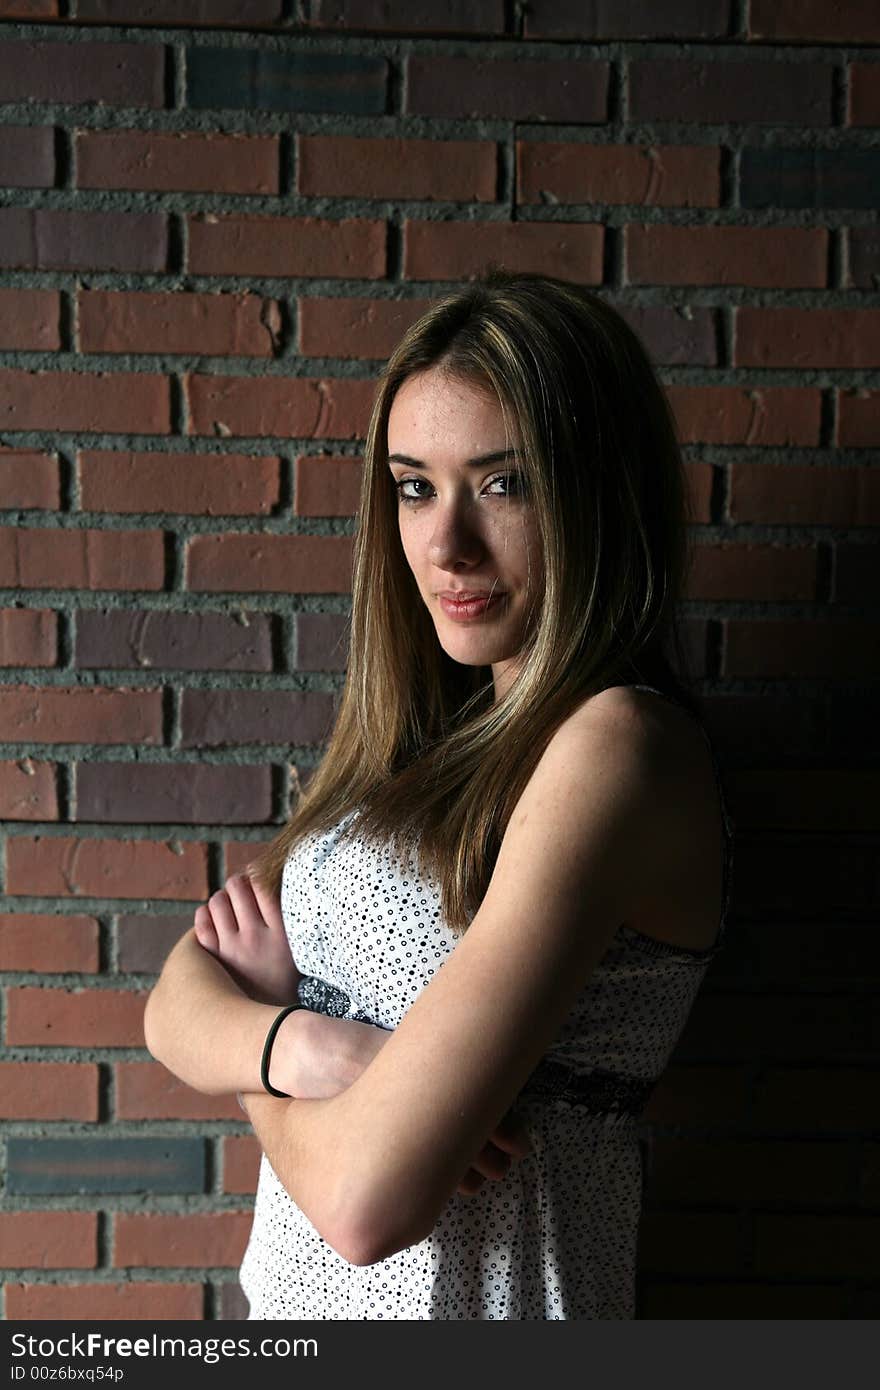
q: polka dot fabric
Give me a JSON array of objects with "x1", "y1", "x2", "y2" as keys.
[{"x1": 239, "y1": 687, "x2": 735, "y2": 1320}]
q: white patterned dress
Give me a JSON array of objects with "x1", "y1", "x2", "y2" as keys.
[{"x1": 238, "y1": 687, "x2": 735, "y2": 1320}]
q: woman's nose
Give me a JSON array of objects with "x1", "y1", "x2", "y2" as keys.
[{"x1": 427, "y1": 500, "x2": 485, "y2": 569}]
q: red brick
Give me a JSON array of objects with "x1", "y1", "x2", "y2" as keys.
[
  {"x1": 0, "y1": 40, "x2": 163, "y2": 106},
  {"x1": 0, "y1": 451, "x2": 60, "y2": 509},
  {"x1": 849, "y1": 63, "x2": 880, "y2": 126},
  {"x1": 79, "y1": 0, "x2": 281, "y2": 20},
  {"x1": 78, "y1": 290, "x2": 280, "y2": 358},
  {"x1": 0, "y1": 209, "x2": 167, "y2": 272},
  {"x1": 729, "y1": 843, "x2": 879, "y2": 920},
  {"x1": 295, "y1": 455, "x2": 362, "y2": 516},
  {"x1": 78, "y1": 450, "x2": 281, "y2": 516},
  {"x1": 6, "y1": 986, "x2": 146, "y2": 1046},
  {"x1": 6, "y1": 838, "x2": 209, "y2": 902},
  {"x1": 726, "y1": 770, "x2": 880, "y2": 832},
  {"x1": 75, "y1": 761, "x2": 273, "y2": 825},
  {"x1": 77, "y1": 130, "x2": 278, "y2": 195},
  {"x1": 0, "y1": 760, "x2": 58, "y2": 821},
  {"x1": 0, "y1": 910, "x2": 98, "y2": 970},
  {"x1": 750, "y1": 0, "x2": 880, "y2": 43},
  {"x1": 115, "y1": 1062, "x2": 241, "y2": 1121},
  {"x1": 0, "y1": 1212, "x2": 97, "y2": 1270},
  {"x1": 187, "y1": 214, "x2": 386, "y2": 278},
  {"x1": 849, "y1": 226, "x2": 880, "y2": 290},
  {"x1": 295, "y1": 612, "x2": 349, "y2": 672},
  {"x1": 736, "y1": 308, "x2": 880, "y2": 368},
  {"x1": 0, "y1": 289, "x2": 60, "y2": 350},
  {"x1": 0, "y1": 687, "x2": 162, "y2": 745},
  {"x1": 649, "y1": 1138, "x2": 853, "y2": 1206},
  {"x1": 641, "y1": 1282, "x2": 848, "y2": 1319},
  {"x1": 835, "y1": 542, "x2": 880, "y2": 603},
  {"x1": 715, "y1": 921, "x2": 880, "y2": 987},
  {"x1": 638, "y1": 1212, "x2": 742, "y2": 1276},
  {"x1": 524, "y1": 0, "x2": 727, "y2": 38},
  {"x1": 0, "y1": 609, "x2": 57, "y2": 666},
  {"x1": 859, "y1": 1146, "x2": 880, "y2": 1206},
  {"x1": 186, "y1": 374, "x2": 375, "y2": 439},
  {"x1": 0, "y1": 370, "x2": 170, "y2": 434},
  {"x1": 75, "y1": 610, "x2": 274, "y2": 673},
  {"x1": 730, "y1": 462, "x2": 880, "y2": 525},
  {"x1": 5, "y1": 834, "x2": 207, "y2": 900},
  {"x1": 755, "y1": 1068, "x2": 879, "y2": 1131},
  {"x1": 626, "y1": 224, "x2": 827, "y2": 288},
  {"x1": 839, "y1": 390, "x2": 880, "y2": 446},
  {"x1": 223, "y1": 1135, "x2": 261, "y2": 1193},
  {"x1": 755, "y1": 1215, "x2": 880, "y2": 1277},
  {"x1": 115, "y1": 915, "x2": 190, "y2": 973},
  {"x1": 180, "y1": 689, "x2": 336, "y2": 748},
  {"x1": 679, "y1": 990, "x2": 871, "y2": 1059},
  {"x1": 685, "y1": 462, "x2": 713, "y2": 523},
  {"x1": 222, "y1": 837, "x2": 275, "y2": 879},
  {"x1": 220, "y1": 1283, "x2": 248, "y2": 1318},
  {"x1": 643, "y1": 1065, "x2": 750, "y2": 1126},
  {"x1": 618, "y1": 305, "x2": 718, "y2": 366},
  {"x1": 299, "y1": 297, "x2": 430, "y2": 359},
  {"x1": 307, "y1": 0, "x2": 502, "y2": 32},
  {"x1": 404, "y1": 220, "x2": 603, "y2": 282},
  {"x1": 186, "y1": 533, "x2": 353, "y2": 593},
  {"x1": 0, "y1": 125, "x2": 52, "y2": 187},
  {"x1": 0, "y1": 528, "x2": 165, "y2": 590},
  {"x1": 297, "y1": 134, "x2": 495, "y2": 201},
  {"x1": 686, "y1": 543, "x2": 818, "y2": 601},
  {"x1": 113, "y1": 1213, "x2": 252, "y2": 1268},
  {"x1": 517, "y1": 142, "x2": 720, "y2": 207},
  {"x1": 0, "y1": 1062, "x2": 98, "y2": 1120},
  {"x1": 5, "y1": 1282, "x2": 204, "y2": 1322},
  {"x1": 667, "y1": 387, "x2": 821, "y2": 446},
  {"x1": 629, "y1": 59, "x2": 832, "y2": 125},
  {"x1": 406, "y1": 56, "x2": 608, "y2": 122},
  {"x1": 722, "y1": 622, "x2": 878, "y2": 681},
  {"x1": 0, "y1": 3, "x2": 58, "y2": 17}
]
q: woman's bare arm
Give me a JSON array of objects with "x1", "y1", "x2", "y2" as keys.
[
  {"x1": 144, "y1": 923, "x2": 391, "y2": 1099},
  {"x1": 250, "y1": 695, "x2": 675, "y2": 1265}
]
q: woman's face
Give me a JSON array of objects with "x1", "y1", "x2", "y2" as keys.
[{"x1": 386, "y1": 366, "x2": 543, "y2": 702}]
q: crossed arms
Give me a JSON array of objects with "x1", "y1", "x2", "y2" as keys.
[{"x1": 146, "y1": 691, "x2": 670, "y2": 1266}]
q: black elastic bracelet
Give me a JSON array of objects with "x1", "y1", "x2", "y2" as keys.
[{"x1": 260, "y1": 1004, "x2": 302, "y2": 1098}]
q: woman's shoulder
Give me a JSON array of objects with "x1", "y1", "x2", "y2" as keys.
[
  {"x1": 560, "y1": 682, "x2": 701, "y2": 754},
  {"x1": 559, "y1": 684, "x2": 727, "y2": 952},
  {"x1": 550, "y1": 683, "x2": 720, "y2": 871}
]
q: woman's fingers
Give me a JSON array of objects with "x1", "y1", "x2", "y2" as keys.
[
  {"x1": 457, "y1": 1168, "x2": 487, "y2": 1197},
  {"x1": 206, "y1": 888, "x2": 238, "y2": 937},
  {"x1": 489, "y1": 1110, "x2": 533, "y2": 1157},
  {"x1": 246, "y1": 868, "x2": 285, "y2": 933},
  {"x1": 468, "y1": 1140, "x2": 513, "y2": 1182},
  {"x1": 193, "y1": 905, "x2": 219, "y2": 953},
  {"x1": 223, "y1": 873, "x2": 265, "y2": 933}
]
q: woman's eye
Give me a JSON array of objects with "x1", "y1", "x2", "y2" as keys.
[
  {"x1": 487, "y1": 473, "x2": 523, "y2": 496},
  {"x1": 394, "y1": 473, "x2": 524, "y2": 503},
  {"x1": 395, "y1": 477, "x2": 432, "y2": 502}
]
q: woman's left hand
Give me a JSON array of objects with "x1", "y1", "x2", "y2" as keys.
[
  {"x1": 457, "y1": 1109, "x2": 534, "y2": 1197},
  {"x1": 194, "y1": 871, "x2": 301, "y2": 1007}
]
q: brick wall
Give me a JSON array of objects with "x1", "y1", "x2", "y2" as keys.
[{"x1": 0, "y1": 1, "x2": 877, "y2": 1322}]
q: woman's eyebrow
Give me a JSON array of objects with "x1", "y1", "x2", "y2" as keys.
[{"x1": 387, "y1": 448, "x2": 521, "y2": 470}]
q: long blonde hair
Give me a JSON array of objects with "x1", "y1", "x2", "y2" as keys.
[{"x1": 252, "y1": 270, "x2": 698, "y2": 934}]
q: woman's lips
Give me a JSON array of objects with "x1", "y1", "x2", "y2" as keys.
[{"x1": 438, "y1": 593, "x2": 506, "y2": 621}]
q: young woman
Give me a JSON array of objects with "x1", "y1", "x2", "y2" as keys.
[{"x1": 145, "y1": 270, "x2": 735, "y2": 1320}]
